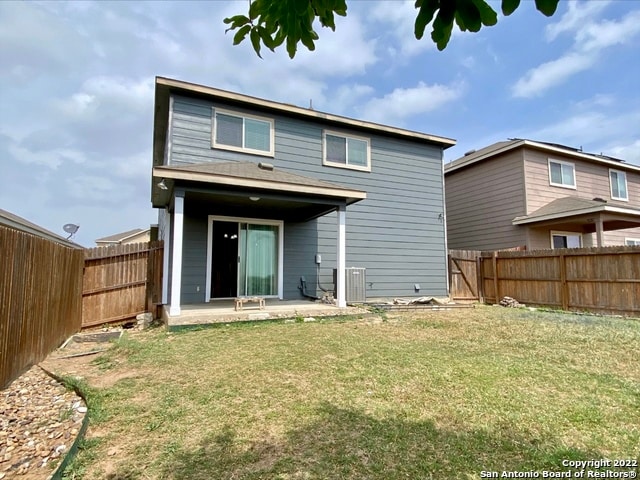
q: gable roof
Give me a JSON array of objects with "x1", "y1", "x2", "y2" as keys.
[
  {"x1": 153, "y1": 77, "x2": 456, "y2": 169},
  {"x1": 445, "y1": 139, "x2": 640, "y2": 175},
  {"x1": 152, "y1": 161, "x2": 367, "y2": 208},
  {"x1": 95, "y1": 228, "x2": 149, "y2": 244}
]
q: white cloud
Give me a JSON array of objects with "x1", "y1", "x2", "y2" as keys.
[
  {"x1": 512, "y1": 53, "x2": 592, "y2": 98},
  {"x1": 526, "y1": 108, "x2": 640, "y2": 162},
  {"x1": 368, "y1": 1, "x2": 433, "y2": 58},
  {"x1": 545, "y1": 0, "x2": 611, "y2": 41},
  {"x1": 608, "y1": 140, "x2": 640, "y2": 165},
  {"x1": 288, "y1": 13, "x2": 377, "y2": 76},
  {"x1": 576, "y1": 10, "x2": 640, "y2": 52},
  {"x1": 359, "y1": 81, "x2": 464, "y2": 124},
  {"x1": 513, "y1": 4, "x2": 640, "y2": 98}
]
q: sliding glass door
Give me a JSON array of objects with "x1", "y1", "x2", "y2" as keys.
[
  {"x1": 238, "y1": 223, "x2": 278, "y2": 296},
  {"x1": 209, "y1": 218, "x2": 281, "y2": 299}
]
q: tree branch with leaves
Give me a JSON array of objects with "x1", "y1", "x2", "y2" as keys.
[{"x1": 224, "y1": 0, "x2": 560, "y2": 58}]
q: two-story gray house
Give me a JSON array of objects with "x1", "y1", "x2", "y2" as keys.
[
  {"x1": 445, "y1": 139, "x2": 640, "y2": 251},
  {"x1": 151, "y1": 77, "x2": 456, "y2": 317}
]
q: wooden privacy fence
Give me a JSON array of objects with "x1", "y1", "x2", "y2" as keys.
[
  {"x1": 82, "y1": 241, "x2": 163, "y2": 328},
  {"x1": 0, "y1": 225, "x2": 84, "y2": 389},
  {"x1": 473, "y1": 246, "x2": 640, "y2": 316}
]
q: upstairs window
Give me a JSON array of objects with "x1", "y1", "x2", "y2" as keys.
[
  {"x1": 323, "y1": 131, "x2": 371, "y2": 172},
  {"x1": 610, "y1": 169, "x2": 628, "y2": 201},
  {"x1": 212, "y1": 109, "x2": 274, "y2": 156},
  {"x1": 548, "y1": 159, "x2": 576, "y2": 189}
]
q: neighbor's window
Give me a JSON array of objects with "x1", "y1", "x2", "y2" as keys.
[
  {"x1": 610, "y1": 169, "x2": 628, "y2": 201},
  {"x1": 551, "y1": 232, "x2": 581, "y2": 249},
  {"x1": 323, "y1": 131, "x2": 371, "y2": 172},
  {"x1": 548, "y1": 159, "x2": 576, "y2": 188},
  {"x1": 625, "y1": 238, "x2": 640, "y2": 246},
  {"x1": 212, "y1": 109, "x2": 274, "y2": 156}
]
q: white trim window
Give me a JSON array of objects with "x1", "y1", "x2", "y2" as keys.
[
  {"x1": 609, "y1": 169, "x2": 628, "y2": 201},
  {"x1": 548, "y1": 159, "x2": 576, "y2": 189},
  {"x1": 323, "y1": 130, "x2": 371, "y2": 172},
  {"x1": 212, "y1": 108, "x2": 274, "y2": 156},
  {"x1": 551, "y1": 231, "x2": 582, "y2": 249},
  {"x1": 625, "y1": 238, "x2": 640, "y2": 246}
]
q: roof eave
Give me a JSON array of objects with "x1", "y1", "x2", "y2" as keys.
[
  {"x1": 153, "y1": 166, "x2": 367, "y2": 203},
  {"x1": 155, "y1": 77, "x2": 456, "y2": 148},
  {"x1": 447, "y1": 139, "x2": 640, "y2": 175},
  {"x1": 512, "y1": 205, "x2": 640, "y2": 225}
]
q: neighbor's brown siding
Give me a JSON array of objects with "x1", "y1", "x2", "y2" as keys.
[
  {"x1": 0, "y1": 227, "x2": 84, "y2": 389},
  {"x1": 523, "y1": 148, "x2": 640, "y2": 247},
  {"x1": 480, "y1": 246, "x2": 640, "y2": 316},
  {"x1": 445, "y1": 150, "x2": 528, "y2": 251},
  {"x1": 82, "y1": 241, "x2": 163, "y2": 327}
]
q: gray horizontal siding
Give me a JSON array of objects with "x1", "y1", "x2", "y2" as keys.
[{"x1": 171, "y1": 93, "x2": 449, "y2": 300}]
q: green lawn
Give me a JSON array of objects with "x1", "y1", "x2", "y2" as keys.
[{"x1": 63, "y1": 307, "x2": 640, "y2": 479}]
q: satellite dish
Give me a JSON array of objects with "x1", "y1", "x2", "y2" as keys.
[{"x1": 63, "y1": 223, "x2": 79, "y2": 240}]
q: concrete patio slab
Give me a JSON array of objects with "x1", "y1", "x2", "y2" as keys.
[{"x1": 162, "y1": 299, "x2": 370, "y2": 329}]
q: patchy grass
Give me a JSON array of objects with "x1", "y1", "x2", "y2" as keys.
[{"x1": 62, "y1": 307, "x2": 640, "y2": 479}]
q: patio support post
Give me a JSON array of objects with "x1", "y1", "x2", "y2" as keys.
[
  {"x1": 336, "y1": 204, "x2": 346, "y2": 308},
  {"x1": 169, "y1": 191, "x2": 185, "y2": 316},
  {"x1": 595, "y1": 215, "x2": 604, "y2": 247},
  {"x1": 161, "y1": 207, "x2": 170, "y2": 305}
]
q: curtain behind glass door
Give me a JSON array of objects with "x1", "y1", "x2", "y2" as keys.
[{"x1": 238, "y1": 223, "x2": 278, "y2": 296}]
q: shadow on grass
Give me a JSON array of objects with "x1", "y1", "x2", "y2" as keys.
[{"x1": 155, "y1": 403, "x2": 600, "y2": 480}]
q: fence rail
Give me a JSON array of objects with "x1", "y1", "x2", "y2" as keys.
[
  {"x1": 0, "y1": 226, "x2": 84, "y2": 389},
  {"x1": 450, "y1": 246, "x2": 640, "y2": 316},
  {"x1": 82, "y1": 241, "x2": 163, "y2": 328}
]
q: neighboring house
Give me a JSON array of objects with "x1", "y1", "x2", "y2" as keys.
[
  {"x1": 445, "y1": 139, "x2": 640, "y2": 251},
  {"x1": 95, "y1": 228, "x2": 150, "y2": 246},
  {"x1": 151, "y1": 77, "x2": 456, "y2": 316}
]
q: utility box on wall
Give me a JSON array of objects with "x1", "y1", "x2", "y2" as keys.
[{"x1": 333, "y1": 267, "x2": 367, "y2": 303}]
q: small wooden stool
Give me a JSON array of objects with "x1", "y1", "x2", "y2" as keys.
[{"x1": 234, "y1": 296, "x2": 266, "y2": 311}]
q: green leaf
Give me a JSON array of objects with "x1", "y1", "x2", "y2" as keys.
[
  {"x1": 223, "y1": 15, "x2": 251, "y2": 30},
  {"x1": 414, "y1": 0, "x2": 438, "y2": 40},
  {"x1": 471, "y1": 0, "x2": 497, "y2": 26},
  {"x1": 258, "y1": 26, "x2": 277, "y2": 51},
  {"x1": 250, "y1": 27, "x2": 262, "y2": 57},
  {"x1": 232, "y1": 24, "x2": 251, "y2": 45},
  {"x1": 431, "y1": 5, "x2": 455, "y2": 50},
  {"x1": 456, "y1": 0, "x2": 481, "y2": 32},
  {"x1": 248, "y1": 0, "x2": 261, "y2": 20},
  {"x1": 501, "y1": 0, "x2": 520, "y2": 16},
  {"x1": 535, "y1": 0, "x2": 559, "y2": 16}
]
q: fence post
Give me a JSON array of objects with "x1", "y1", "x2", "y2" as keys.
[
  {"x1": 492, "y1": 251, "x2": 499, "y2": 304},
  {"x1": 559, "y1": 253, "x2": 568, "y2": 310},
  {"x1": 145, "y1": 243, "x2": 154, "y2": 313},
  {"x1": 477, "y1": 255, "x2": 484, "y2": 303},
  {"x1": 447, "y1": 253, "x2": 452, "y2": 299}
]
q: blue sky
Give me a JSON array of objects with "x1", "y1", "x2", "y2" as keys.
[{"x1": 1, "y1": 0, "x2": 639, "y2": 246}]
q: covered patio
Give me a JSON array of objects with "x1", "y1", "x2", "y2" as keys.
[
  {"x1": 513, "y1": 196, "x2": 640, "y2": 247},
  {"x1": 152, "y1": 161, "x2": 367, "y2": 320}
]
